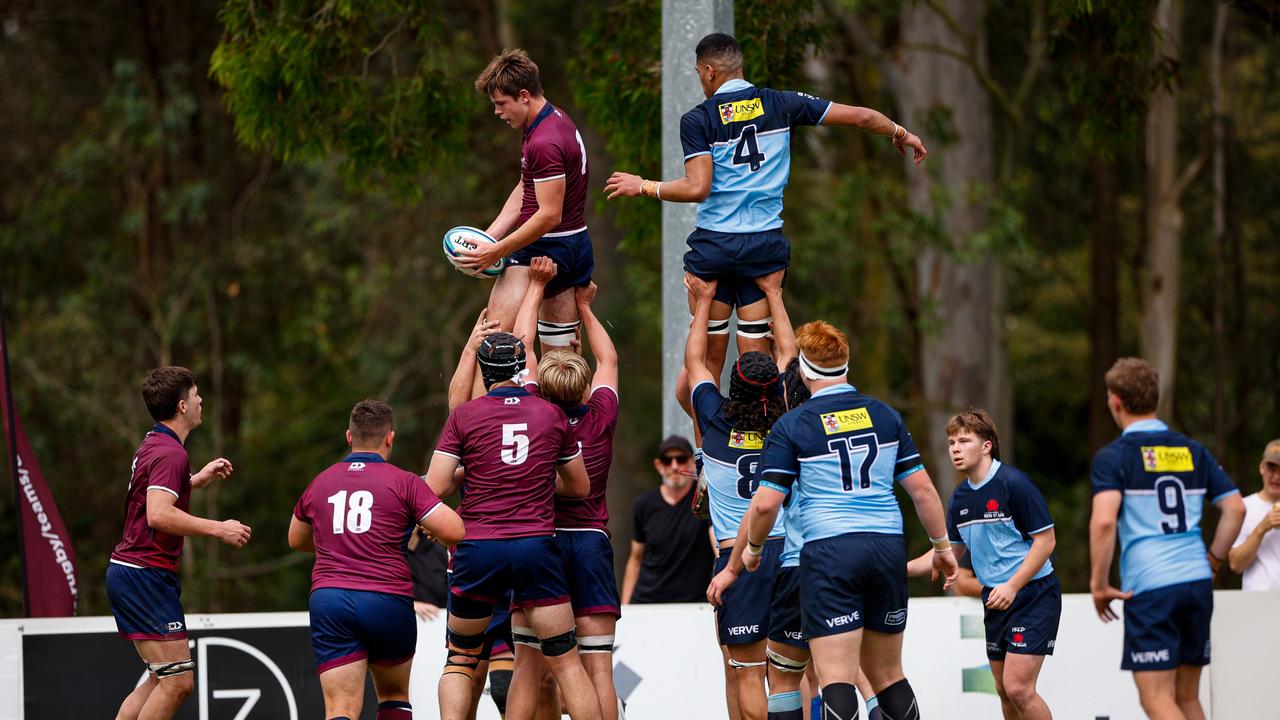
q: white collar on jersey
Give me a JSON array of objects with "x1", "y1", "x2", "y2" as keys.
[{"x1": 714, "y1": 78, "x2": 754, "y2": 96}]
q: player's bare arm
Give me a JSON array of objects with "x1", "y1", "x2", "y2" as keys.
[
  {"x1": 576, "y1": 282, "x2": 618, "y2": 390},
  {"x1": 190, "y1": 457, "x2": 233, "y2": 489},
  {"x1": 513, "y1": 256, "x2": 557, "y2": 376},
  {"x1": 899, "y1": 468, "x2": 959, "y2": 586},
  {"x1": 987, "y1": 528, "x2": 1056, "y2": 611},
  {"x1": 458, "y1": 178, "x2": 565, "y2": 271},
  {"x1": 1208, "y1": 492, "x2": 1246, "y2": 575},
  {"x1": 753, "y1": 270, "x2": 796, "y2": 369},
  {"x1": 419, "y1": 502, "x2": 466, "y2": 548},
  {"x1": 742, "y1": 486, "x2": 785, "y2": 573},
  {"x1": 683, "y1": 273, "x2": 719, "y2": 389},
  {"x1": 146, "y1": 489, "x2": 250, "y2": 547},
  {"x1": 287, "y1": 514, "x2": 314, "y2": 553},
  {"x1": 604, "y1": 153, "x2": 712, "y2": 202},
  {"x1": 485, "y1": 182, "x2": 524, "y2": 240},
  {"x1": 555, "y1": 455, "x2": 590, "y2": 498},
  {"x1": 448, "y1": 310, "x2": 502, "y2": 411},
  {"x1": 1088, "y1": 490, "x2": 1131, "y2": 622},
  {"x1": 425, "y1": 451, "x2": 463, "y2": 499},
  {"x1": 907, "y1": 542, "x2": 967, "y2": 581},
  {"x1": 820, "y1": 103, "x2": 927, "y2": 165},
  {"x1": 707, "y1": 519, "x2": 750, "y2": 606}
]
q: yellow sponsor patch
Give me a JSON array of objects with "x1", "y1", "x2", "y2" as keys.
[
  {"x1": 820, "y1": 408, "x2": 873, "y2": 435},
  {"x1": 1141, "y1": 446, "x2": 1195, "y2": 473},
  {"x1": 718, "y1": 98, "x2": 765, "y2": 124},
  {"x1": 728, "y1": 429, "x2": 765, "y2": 450}
]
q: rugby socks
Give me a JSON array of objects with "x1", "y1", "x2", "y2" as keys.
[
  {"x1": 767, "y1": 690, "x2": 803, "y2": 720},
  {"x1": 875, "y1": 679, "x2": 919, "y2": 720},
  {"x1": 865, "y1": 694, "x2": 882, "y2": 720},
  {"x1": 821, "y1": 683, "x2": 860, "y2": 720},
  {"x1": 376, "y1": 700, "x2": 412, "y2": 719}
]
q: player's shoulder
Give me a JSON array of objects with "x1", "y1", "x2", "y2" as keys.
[{"x1": 994, "y1": 461, "x2": 1034, "y2": 486}]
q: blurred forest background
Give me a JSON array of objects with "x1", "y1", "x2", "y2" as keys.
[{"x1": 0, "y1": 0, "x2": 1277, "y2": 616}]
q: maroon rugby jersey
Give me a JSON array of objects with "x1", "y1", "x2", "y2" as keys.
[
  {"x1": 435, "y1": 386, "x2": 581, "y2": 540},
  {"x1": 111, "y1": 425, "x2": 192, "y2": 573},
  {"x1": 527, "y1": 384, "x2": 619, "y2": 532},
  {"x1": 519, "y1": 103, "x2": 588, "y2": 236},
  {"x1": 293, "y1": 453, "x2": 443, "y2": 596}
]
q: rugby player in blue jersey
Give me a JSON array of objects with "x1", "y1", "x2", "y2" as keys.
[
  {"x1": 742, "y1": 321, "x2": 955, "y2": 720},
  {"x1": 909, "y1": 410, "x2": 1059, "y2": 720},
  {"x1": 1089, "y1": 358, "x2": 1245, "y2": 720},
  {"x1": 605, "y1": 32, "x2": 926, "y2": 396}
]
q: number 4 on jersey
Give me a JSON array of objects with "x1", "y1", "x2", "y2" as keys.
[{"x1": 732, "y1": 125, "x2": 766, "y2": 172}]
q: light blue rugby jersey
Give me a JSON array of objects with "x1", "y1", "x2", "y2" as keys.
[
  {"x1": 692, "y1": 381, "x2": 785, "y2": 542},
  {"x1": 757, "y1": 384, "x2": 924, "y2": 543},
  {"x1": 946, "y1": 459, "x2": 1055, "y2": 588},
  {"x1": 1091, "y1": 419, "x2": 1239, "y2": 595},
  {"x1": 680, "y1": 79, "x2": 831, "y2": 234}
]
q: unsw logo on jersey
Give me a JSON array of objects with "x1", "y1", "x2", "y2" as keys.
[
  {"x1": 718, "y1": 98, "x2": 765, "y2": 124},
  {"x1": 728, "y1": 429, "x2": 765, "y2": 450},
  {"x1": 1141, "y1": 445, "x2": 1194, "y2": 472},
  {"x1": 820, "y1": 408, "x2": 873, "y2": 435}
]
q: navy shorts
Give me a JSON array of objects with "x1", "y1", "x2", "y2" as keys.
[
  {"x1": 714, "y1": 537, "x2": 783, "y2": 645},
  {"x1": 982, "y1": 574, "x2": 1061, "y2": 660},
  {"x1": 768, "y1": 565, "x2": 807, "y2": 648},
  {"x1": 557, "y1": 530, "x2": 622, "y2": 618},
  {"x1": 508, "y1": 229, "x2": 594, "y2": 296},
  {"x1": 309, "y1": 588, "x2": 416, "y2": 673},
  {"x1": 1121, "y1": 579, "x2": 1213, "y2": 671},
  {"x1": 684, "y1": 228, "x2": 790, "y2": 308},
  {"x1": 106, "y1": 563, "x2": 188, "y2": 641},
  {"x1": 800, "y1": 533, "x2": 909, "y2": 638},
  {"x1": 450, "y1": 537, "x2": 569, "y2": 612},
  {"x1": 486, "y1": 597, "x2": 514, "y2": 657}
]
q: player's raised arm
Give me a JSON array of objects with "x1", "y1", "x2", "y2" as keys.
[
  {"x1": 753, "y1": 269, "x2": 796, "y2": 369},
  {"x1": 575, "y1": 282, "x2": 618, "y2": 391},
  {"x1": 605, "y1": 153, "x2": 712, "y2": 203},
  {"x1": 683, "y1": 273, "x2": 719, "y2": 388},
  {"x1": 147, "y1": 488, "x2": 251, "y2": 547},
  {"x1": 448, "y1": 310, "x2": 502, "y2": 411},
  {"x1": 820, "y1": 102, "x2": 927, "y2": 165},
  {"x1": 512, "y1": 257, "x2": 557, "y2": 377}
]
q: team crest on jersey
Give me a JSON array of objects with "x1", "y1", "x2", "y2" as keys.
[
  {"x1": 728, "y1": 429, "x2": 765, "y2": 450},
  {"x1": 1141, "y1": 446, "x2": 1194, "y2": 473},
  {"x1": 718, "y1": 98, "x2": 765, "y2": 124},
  {"x1": 820, "y1": 408, "x2": 873, "y2": 435}
]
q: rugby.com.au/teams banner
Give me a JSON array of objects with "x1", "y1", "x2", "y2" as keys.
[{"x1": 0, "y1": 290, "x2": 79, "y2": 617}]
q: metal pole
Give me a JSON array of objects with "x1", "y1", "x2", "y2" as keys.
[{"x1": 661, "y1": 0, "x2": 733, "y2": 438}]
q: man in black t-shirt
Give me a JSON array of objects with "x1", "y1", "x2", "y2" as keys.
[{"x1": 622, "y1": 436, "x2": 715, "y2": 603}]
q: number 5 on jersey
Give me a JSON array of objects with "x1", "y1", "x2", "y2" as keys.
[{"x1": 503, "y1": 423, "x2": 529, "y2": 466}]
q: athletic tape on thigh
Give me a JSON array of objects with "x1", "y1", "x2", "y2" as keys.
[
  {"x1": 147, "y1": 659, "x2": 195, "y2": 678},
  {"x1": 576, "y1": 634, "x2": 615, "y2": 654},
  {"x1": 443, "y1": 628, "x2": 486, "y2": 678},
  {"x1": 511, "y1": 625, "x2": 541, "y2": 649},
  {"x1": 706, "y1": 318, "x2": 731, "y2": 336},
  {"x1": 540, "y1": 628, "x2": 578, "y2": 657},
  {"x1": 765, "y1": 646, "x2": 809, "y2": 673},
  {"x1": 538, "y1": 320, "x2": 579, "y2": 347},
  {"x1": 727, "y1": 658, "x2": 767, "y2": 670},
  {"x1": 736, "y1": 317, "x2": 773, "y2": 339}
]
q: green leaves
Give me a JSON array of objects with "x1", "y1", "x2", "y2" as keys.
[{"x1": 211, "y1": 0, "x2": 468, "y2": 199}]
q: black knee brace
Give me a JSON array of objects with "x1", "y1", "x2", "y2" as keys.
[
  {"x1": 539, "y1": 628, "x2": 577, "y2": 657},
  {"x1": 876, "y1": 679, "x2": 919, "y2": 720},
  {"x1": 488, "y1": 667, "x2": 513, "y2": 714},
  {"x1": 820, "y1": 682, "x2": 860, "y2": 720}
]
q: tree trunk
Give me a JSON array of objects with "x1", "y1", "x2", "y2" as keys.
[
  {"x1": 1141, "y1": 0, "x2": 1185, "y2": 419},
  {"x1": 1210, "y1": 1, "x2": 1230, "y2": 454},
  {"x1": 895, "y1": 0, "x2": 999, "y2": 487}
]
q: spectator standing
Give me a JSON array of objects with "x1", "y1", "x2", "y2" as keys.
[
  {"x1": 622, "y1": 436, "x2": 715, "y2": 604},
  {"x1": 1228, "y1": 439, "x2": 1280, "y2": 590}
]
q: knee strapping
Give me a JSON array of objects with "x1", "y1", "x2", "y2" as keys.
[
  {"x1": 876, "y1": 679, "x2": 919, "y2": 720},
  {"x1": 444, "y1": 628, "x2": 486, "y2": 679},
  {"x1": 538, "y1": 320, "x2": 579, "y2": 347},
  {"x1": 512, "y1": 624, "x2": 541, "y2": 649},
  {"x1": 765, "y1": 647, "x2": 809, "y2": 673},
  {"x1": 821, "y1": 682, "x2": 860, "y2": 720},
  {"x1": 488, "y1": 668, "x2": 513, "y2": 714},
  {"x1": 540, "y1": 628, "x2": 578, "y2": 657},
  {"x1": 147, "y1": 659, "x2": 195, "y2": 678},
  {"x1": 727, "y1": 657, "x2": 767, "y2": 670},
  {"x1": 736, "y1": 317, "x2": 773, "y2": 339},
  {"x1": 707, "y1": 318, "x2": 731, "y2": 335},
  {"x1": 577, "y1": 634, "x2": 615, "y2": 654}
]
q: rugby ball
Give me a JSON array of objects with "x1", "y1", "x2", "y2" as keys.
[{"x1": 442, "y1": 226, "x2": 505, "y2": 279}]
